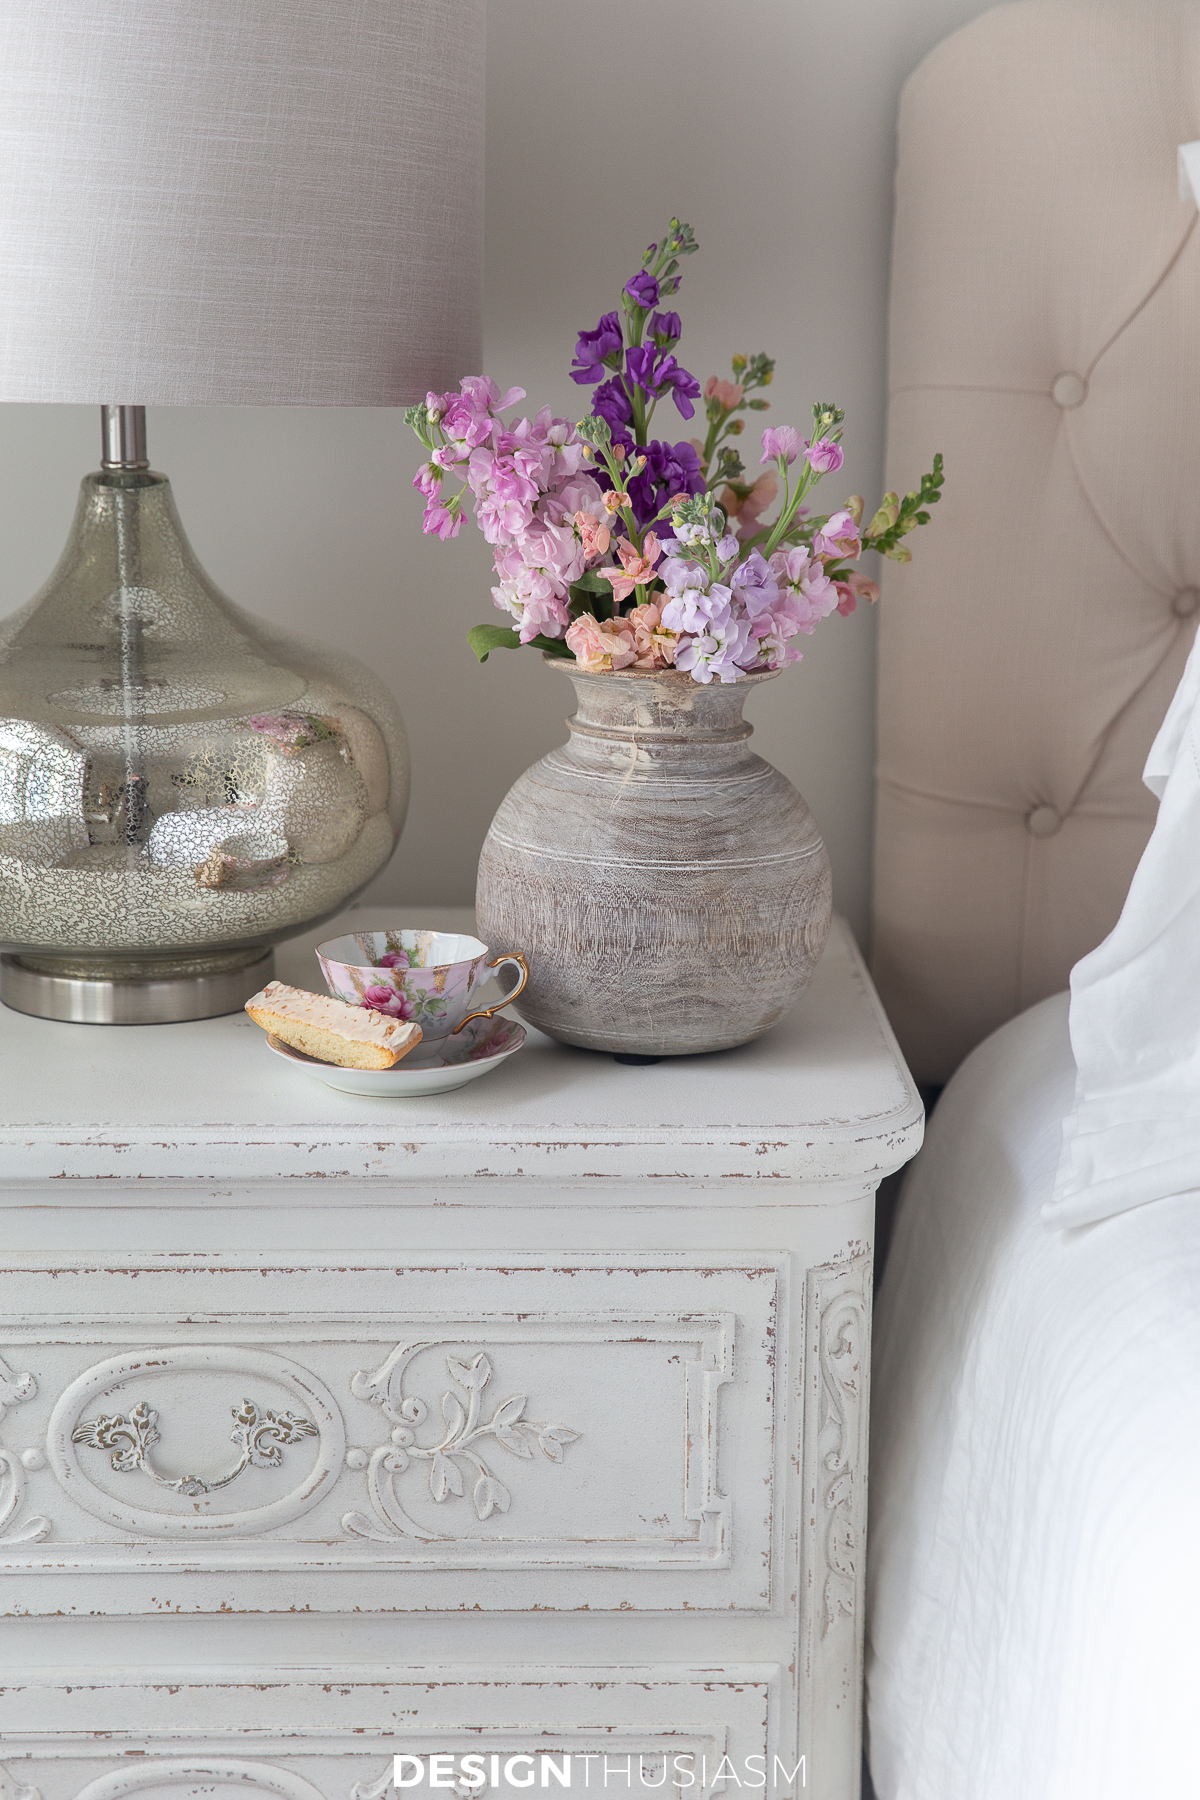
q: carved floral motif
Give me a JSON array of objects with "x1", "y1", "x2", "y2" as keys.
[
  {"x1": 71, "y1": 1397, "x2": 317, "y2": 1498},
  {"x1": 343, "y1": 1347, "x2": 581, "y2": 1541},
  {"x1": 0, "y1": 1353, "x2": 50, "y2": 1544}
]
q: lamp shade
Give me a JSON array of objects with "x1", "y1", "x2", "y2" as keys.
[{"x1": 0, "y1": 0, "x2": 484, "y2": 405}]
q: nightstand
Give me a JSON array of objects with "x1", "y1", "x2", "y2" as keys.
[{"x1": 0, "y1": 909, "x2": 921, "y2": 1800}]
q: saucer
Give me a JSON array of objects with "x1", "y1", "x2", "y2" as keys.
[{"x1": 265, "y1": 1013, "x2": 527, "y2": 1097}]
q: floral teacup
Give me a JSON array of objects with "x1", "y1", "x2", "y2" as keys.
[{"x1": 316, "y1": 929, "x2": 528, "y2": 1042}]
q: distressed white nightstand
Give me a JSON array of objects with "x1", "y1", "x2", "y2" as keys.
[{"x1": 0, "y1": 908, "x2": 920, "y2": 1800}]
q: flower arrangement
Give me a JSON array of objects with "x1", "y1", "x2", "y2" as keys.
[{"x1": 407, "y1": 220, "x2": 943, "y2": 684}]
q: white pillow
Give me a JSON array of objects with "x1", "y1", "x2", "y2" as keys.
[{"x1": 1048, "y1": 628, "x2": 1200, "y2": 1228}]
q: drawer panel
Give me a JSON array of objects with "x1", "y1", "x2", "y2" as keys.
[
  {"x1": 0, "y1": 1665, "x2": 785, "y2": 1799},
  {"x1": 0, "y1": 1255, "x2": 784, "y2": 1614}
]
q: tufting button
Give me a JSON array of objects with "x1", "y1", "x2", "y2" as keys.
[
  {"x1": 1051, "y1": 371, "x2": 1088, "y2": 408},
  {"x1": 1173, "y1": 587, "x2": 1200, "y2": 619},
  {"x1": 1026, "y1": 804, "x2": 1062, "y2": 838}
]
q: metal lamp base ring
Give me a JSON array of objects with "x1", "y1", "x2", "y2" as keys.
[{"x1": 0, "y1": 949, "x2": 274, "y2": 1025}]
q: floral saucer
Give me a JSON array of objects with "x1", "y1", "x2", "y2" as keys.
[{"x1": 265, "y1": 1013, "x2": 526, "y2": 1097}]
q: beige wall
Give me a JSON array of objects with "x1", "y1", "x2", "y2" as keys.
[{"x1": 0, "y1": 0, "x2": 995, "y2": 944}]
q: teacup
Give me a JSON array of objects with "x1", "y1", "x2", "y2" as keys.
[{"x1": 316, "y1": 929, "x2": 528, "y2": 1042}]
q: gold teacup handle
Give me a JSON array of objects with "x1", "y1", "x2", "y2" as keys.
[{"x1": 452, "y1": 951, "x2": 529, "y2": 1034}]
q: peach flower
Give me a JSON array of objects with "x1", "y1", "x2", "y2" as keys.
[
  {"x1": 599, "y1": 532, "x2": 663, "y2": 604},
  {"x1": 574, "y1": 510, "x2": 611, "y2": 559},
  {"x1": 705, "y1": 377, "x2": 744, "y2": 410},
  {"x1": 627, "y1": 600, "x2": 678, "y2": 670},
  {"x1": 720, "y1": 471, "x2": 778, "y2": 534},
  {"x1": 565, "y1": 613, "x2": 638, "y2": 673}
]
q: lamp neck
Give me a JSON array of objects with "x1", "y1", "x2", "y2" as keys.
[{"x1": 100, "y1": 404, "x2": 148, "y2": 472}]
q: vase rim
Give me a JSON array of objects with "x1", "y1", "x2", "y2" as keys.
[{"x1": 541, "y1": 652, "x2": 779, "y2": 686}]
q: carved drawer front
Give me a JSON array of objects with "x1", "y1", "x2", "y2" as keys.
[
  {"x1": 0, "y1": 1255, "x2": 784, "y2": 1615},
  {"x1": 0, "y1": 1665, "x2": 785, "y2": 1800}
]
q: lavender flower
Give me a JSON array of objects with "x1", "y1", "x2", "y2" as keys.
[
  {"x1": 570, "y1": 312, "x2": 624, "y2": 386},
  {"x1": 649, "y1": 311, "x2": 682, "y2": 346},
  {"x1": 730, "y1": 549, "x2": 782, "y2": 621},
  {"x1": 675, "y1": 615, "x2": 756, "y2": 684}
]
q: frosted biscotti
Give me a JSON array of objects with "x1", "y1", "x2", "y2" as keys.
[{"x1": 245, "y1": 980, "x2": 422, "y2": 1069}]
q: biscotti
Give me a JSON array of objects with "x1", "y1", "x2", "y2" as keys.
[{"x1": 245, "y1": 980, "x2": 422, "y2": 1069}]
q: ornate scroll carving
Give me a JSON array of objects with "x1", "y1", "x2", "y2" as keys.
[
  {"x1": 0, "y1": 1353, "x2": 50, "y2": 1544},
  {"x1": 0, "y1": 1353, "x2": 36, "y2": 1423},
  {"x1": 803, "y1": 1251, "x2": 870, "y2": 1640},
  {"x1": 0, "y1": 1764, "x2": 41, "y2": 1800},
  {"x1": 342, "y1": 1347, "x2": 581, "y2": 1541},
  {"x1": 818, "y1": 1283, "x2": 866, "y2": 1634},
  {"x1": 72, "y1": 1397, "x2": 317, "y2": 1498}
]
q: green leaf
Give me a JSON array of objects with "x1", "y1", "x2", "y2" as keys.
[
  {"x1": 571, "y1": 568, "x2": 614, "y2": 596},
  {"x1": 467, "y1": 624, "x2": 522, "y2": 662},
  {"x1": 467, "y1": 624, "x2": 573, "y2": 663}
]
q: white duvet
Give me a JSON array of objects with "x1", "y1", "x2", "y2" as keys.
[{"x1": 866, "y1": 992, "x2": 1200, "y2": 1799}]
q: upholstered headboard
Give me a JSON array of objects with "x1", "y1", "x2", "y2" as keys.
[{"x1": 871, "y1": 0, "x2": 1200, "y2": 1086}]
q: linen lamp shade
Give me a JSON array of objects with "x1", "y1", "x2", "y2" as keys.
[{"x1": 0, "y1": 0, "x2": 484, "y2": 404}]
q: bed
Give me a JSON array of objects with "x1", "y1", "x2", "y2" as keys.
[
  {"x1": 865, "y1": 2, "x2": 1200, "y2": 1794},
  {"x1": 867, "y1": 993, "x2": 1200, "y2": 1796}
]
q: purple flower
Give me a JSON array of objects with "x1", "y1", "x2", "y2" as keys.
[
  {"x1": 653, "y1": 354, "x2": 701, "y2": 420},
  {"x1": 624, "y1": 347, "x2": 701, "y2": 421},
  {"x1": 624, "y1": 345, "x2": 659, "y2": 394},
  {"x1": 592, "y1": 376, "x2": 634, "y2": 436},
  {"x1": 570, "y1": 312, "x2": 623, "y2": 386},
  {"x1": 624, "y1": 271, "x2": 660, "y2": 309},
  {"x1": 626, "y1": 438, "x2": 705, "y2": 527},
  {"x1": 649, "y1": 311, "x2": 681, "y2": 346},
  {"x1": 804, "y1": 437, "x2": 844, "y2": 474}
]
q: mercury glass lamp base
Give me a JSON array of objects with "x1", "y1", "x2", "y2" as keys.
[{"x1": 0, "y1": 947, "x2": 274, "y2": 1024}]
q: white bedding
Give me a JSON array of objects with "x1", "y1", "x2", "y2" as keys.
[{"x1": 866, "y1": 992, "x2": 1200, "y2": 1799}]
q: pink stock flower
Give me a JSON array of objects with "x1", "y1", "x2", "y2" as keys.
[
  {"x1": 812, "y1": 509, "x2": 862, "y2": 562},
  {"x1": 705, "y1": 377, "x2": 745, "y2": 409},
  {"x1": 518, "y1": 592, "x2": 572, "y2": 642},
  {"x1": 768, "y1": 547, "x2": 840, "y2": 633},
  {"x1": 413, "y1": 462, "x2": 442, "y2": 499},
  {"x1": 574, "y1": 510, "x2": 611, "y2": 559},
  {"x1": 422, "y1": 499, "x2": 462, "y2": 540},
  {"x1": 760, "y1": 426, "x2": 804, "y2": 465},
  {"x1": 627, "y1": 600, "x2": 678, "y2": 669},
  {"x1": 565, "y1": 613, "x2": 638, "y2": 673},
  {"x1": 599, "y1": 533, "x2": 664, "y2": 604},
  {"x1": 804, "y1": 438, "x2": 844, "y2": 474}
]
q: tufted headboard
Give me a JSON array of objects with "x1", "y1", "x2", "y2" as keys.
[{"x1": 871, "y1": 0, "x2": 1200, "y2": 1087}]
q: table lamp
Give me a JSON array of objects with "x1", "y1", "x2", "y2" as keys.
[{"x1": 0, "y1": 0, "x2": 484, "y2": 1023}]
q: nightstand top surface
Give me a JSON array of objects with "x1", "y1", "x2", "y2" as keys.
[{"x1": 0, "y1": 908, "x2": 921, "y2": 1188}]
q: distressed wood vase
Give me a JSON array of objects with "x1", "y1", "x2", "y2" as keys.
[{"x1": 475, "y1": 659, "x2": 833, "y2": 1055}]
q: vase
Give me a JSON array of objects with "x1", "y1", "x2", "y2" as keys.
[{"x1": 475, "y1": 659, "x2": 832, "y2": 1056}]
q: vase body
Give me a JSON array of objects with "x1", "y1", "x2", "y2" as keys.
[
  {"x1": 476, "y1": 662, "x2": 832, "y2": 1056},
  {"x1": 0, "y1": 470, "x2": 407, "y2": 980}
]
